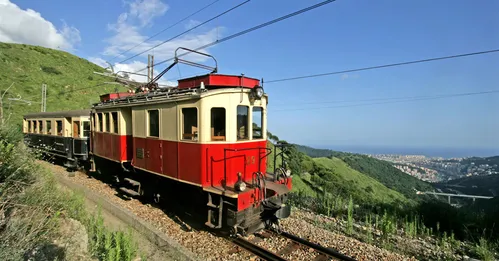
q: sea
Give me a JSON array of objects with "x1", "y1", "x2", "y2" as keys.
[{"x1": 310, "y1": 145, "x2": 499, "y2": 159}]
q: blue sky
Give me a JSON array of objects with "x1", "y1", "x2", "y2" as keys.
[{"x1": 3, "y1": 0, "x2": 499, "y2": 153}]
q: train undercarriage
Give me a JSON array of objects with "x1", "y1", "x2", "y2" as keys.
[{"x1": 90, "y1": 153, "x2": 291, "y2": 236}]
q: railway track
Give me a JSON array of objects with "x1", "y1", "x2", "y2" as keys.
[{"x1": 232, "y1": 229, "x2": 357, "y2": 261}]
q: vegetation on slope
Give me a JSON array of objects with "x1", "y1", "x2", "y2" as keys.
[
  {"x1": 0, "y1": 42, "x2": 125, "y2": 123},
  {"x1": 0, "y1": 124, "x2": 139, "y2": 260},
  {"x1": 295, "y1": 144, "x2": 434, "y2": 200},
  {"x1": 435, "y1": 174, "x2": 499, "y2": 197},
  {"x1": 311, "y1": 157, "x2": 408, "y2": 205},
  {"x1": 270, "y1": 136, "x2": 498, "y2": 259}
]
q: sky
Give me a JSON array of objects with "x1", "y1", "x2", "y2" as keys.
[{"x1": 1, "y1": 0, "x2": 498, "y2": 155}]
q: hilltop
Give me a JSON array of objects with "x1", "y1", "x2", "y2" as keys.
[{"x1": 0, "y1": 42, "x2": 125, "y2": 123}]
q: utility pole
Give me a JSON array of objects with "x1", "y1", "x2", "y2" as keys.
[
  {"x1": 41, "y1": 84, "x2": 47, "y2": 112},
  {"x1": 147, "y1": 54, "x2": 154, "y2": 82}
]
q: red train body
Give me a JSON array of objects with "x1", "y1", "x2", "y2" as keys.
[{"x1": 88, "y1": 73, "x2": 292, "y2": 234}]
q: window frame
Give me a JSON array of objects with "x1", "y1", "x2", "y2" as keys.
[
  {"x1": 210, "y1": 107, "x2": 226, "y2": 141},
  {"x1": 98, "y1": 113, "x2": 103, "y2": 132},
  {"x1": 181, "y1": 107, "x2": 198, "y2": 141},
  {"x1": 38, "y1": 120, "x2": 43, "y2": 134},
  {"x1": 147, "y1": 109, "x2": 160, "y2": 138},
  {"x1": 252, "y1": 106, "x2": 264, "y2": 140},
  {"x1": 236, "y1": 105, "x2": 249, "y2": 141},
  {"x1": 56, "y1": 120, "x2": 63, "y2": 136},
  {"x1": 111, "y1": 112, "x2": 119, "y2": 134},
  {"x1": 46, "y1": 120, "x2": 52, "y2": 135},
  {"x1": 83, "y1": 121, "x2": 91, "y2": 138},
  {"x1": 104, "y1": 113, "x2": 110, "y2": 133}
]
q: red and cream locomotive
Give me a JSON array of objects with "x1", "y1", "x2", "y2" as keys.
[{"x1": 23, "y1": 48, "x2": 292, "y2": 235}]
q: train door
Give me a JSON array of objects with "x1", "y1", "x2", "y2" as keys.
[
  {"x1": 73, "y1": 121, "x2": 80, "y2": 138},
  {"x1": 145, "y1": 109, "x2": 163, "y2": 174}
]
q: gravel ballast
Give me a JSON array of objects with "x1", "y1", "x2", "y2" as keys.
[{"x1": 42, "y1": 161, "x2": 418, "y2": 261}]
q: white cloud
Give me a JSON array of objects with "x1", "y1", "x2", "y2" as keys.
[
  {"x1": 128, "y1": 0, "x2": 169, "y2": 27},
  {"x1": 0, "y1": 0, "x2": 80, "y2": 50},
  {"x1": 185, "y1": 19, "x2": 200, "y2": 30},
  {"x1": 88, "y1": 57, "x2": 108, "y2": 68},
  {"x1": 90, "y1": 60, "x2": 176, "y2": 87},
  {"x1": 92, "y1": 0, "x2": 221, "y2": 86}
]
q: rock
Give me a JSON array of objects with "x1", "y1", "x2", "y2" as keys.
[{"x1": 54, "y1": 218, "x2": 93, "y2": 261}]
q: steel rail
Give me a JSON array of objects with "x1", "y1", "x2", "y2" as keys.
[
  {"x1": 275, "y1": 230, "x2": 357, "y2": 261},
  {"x1": 231, "y1": 236, "x2": 289, "y2": 261}
]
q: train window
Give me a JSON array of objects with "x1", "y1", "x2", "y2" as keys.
[
  {"x1": 252, "y1": 107, "x2": 263, "y2": 139},
  {"x1": 33, "y1": 120, "x2": 37, "y2": 133},
  {"x1": 28, "y1": 121, "x2": 32, "y2": 133},
  {"x1": 46, "y1": 120, "x2": 52, "y2": 135},
  {"x1": 98, "y1": 113, "x2": 103, "y2": 132},
  {"x1": 237, "y1": 106, "x2": 248, "y2": 140},
  {"x1": 148, "y1": 110, "x2": 159, "y2": 137},
  {"x1": 182, "y1": 108, "x2": 198, "y2": 141},
  {"x1": 211, "y1": 108, "x2": 226, "y2": 141},
  {"x1": 105, "y1": 113, "x2": 110, "y2": 133},
  {"x1": 38, "y1": 120, "x2": 43, "y2": 134},
  {"x1": 56, "y1": 120, "x2": 63, "y2": 136},
  {"x1": 83, "y1": 121, "x2": 90, "y2": 138},
  {"x1": 112, "y1": 112, "x2": 118, "y2": 134}
]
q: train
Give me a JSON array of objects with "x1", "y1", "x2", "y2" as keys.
[{"x1": 22, "y1": 49, "x2": 293, "y2": 235}]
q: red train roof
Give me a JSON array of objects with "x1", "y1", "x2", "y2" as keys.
[
  {"x1": 177, "y1": 74, "x2": 260, "y2": 89},
  {"x1": 100, "y1": 92, "x2": 134, "y2": 102}
]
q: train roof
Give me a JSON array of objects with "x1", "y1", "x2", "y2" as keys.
[
  {"x1": 177, "y1": 74, "x2": 260, "y2": 89},
  {"x1": 24, "y1": 109, "x2": 91, "y2": 119}
]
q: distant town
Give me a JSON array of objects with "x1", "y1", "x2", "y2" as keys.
[{"x1": 369, "y1": 154, "x2": 499, "y2": 183}]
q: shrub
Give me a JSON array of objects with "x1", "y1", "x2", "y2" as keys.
[
  {"x1": 0, "y1": 124, "x2": 140, "y2": 260},
  {"x1": 41, "y1": 66, "x2": 62, "y2": 75}
]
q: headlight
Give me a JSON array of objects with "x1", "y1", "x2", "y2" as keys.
[
  {"x1": 235, "y1": 181, "x2": 246, "y2": 192},
  {"x1": 254, "y1": 86, "x2": 264, "y2": 99}
]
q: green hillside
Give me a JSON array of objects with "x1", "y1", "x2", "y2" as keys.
[
  {"x1": 0, "y1": 42, "x2": 125, "y2": 123},
  {"x1": 295, "y1": 144, "x2": 434, "y2": 200},
  {"x1": 435, "y1": 174, "x2": 499, "y2": 197},
  {"x1": 266, "y1": 140, "x2": 409, "y2": 206},
  {"x1": 312, "y1": 157, "x2": 408, "y2": 204}
]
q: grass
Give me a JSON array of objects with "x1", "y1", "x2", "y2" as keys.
[
  {"x1": 0, "y1": 123, "x2": 140, "y2": 260},
  {"x1": 0, "y1": 42, "x2": 127, "y2": 124},
  {"x1": 87, "y1": 208, "x2": 138, "y2": 261},
  {"x1": 313, "y1": 157, "x2": 409, "y2": 205},
  {"x1": 290, "y1": 174, "x2": 316, "y2": 197}
]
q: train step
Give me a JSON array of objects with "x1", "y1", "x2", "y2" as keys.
[
  {"x1": 119, "y1": 187, "x2": 140, "y2": 197},
  {"x1": 124, "y1": 178, "x2": 141, "y2": 186}
]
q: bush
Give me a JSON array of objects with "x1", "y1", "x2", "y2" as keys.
[
  {"x1": 41, "y1": 66, "x2": 62, "y2": 75},
  {"x1": 0, "y1": 124, "x2": 140, "y2": 260}
]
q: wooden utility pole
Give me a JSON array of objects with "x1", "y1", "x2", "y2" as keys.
[
  {"x1": 41, "y1": 84, "x2": 47, "y2": 112},
  {"x1": 147, "y1": 54, "x2": 154, "y2": 82}
]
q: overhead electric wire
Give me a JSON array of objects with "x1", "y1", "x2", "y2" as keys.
[
  {"x1": 272, "y1": 90, "x2": 499, "y2": 112},
  {"x1": 109, "y1": 0, "x2": 221, "y2": 62},
  {"x1": 266, "y1": 49, "x2": 499, "y2": 83},
  {"x1": 117, "y1": 0, "x2": 251, "y2": 64},
  {"x1": 133, "y1": 0, "x2": 338, "y2": 73}
]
